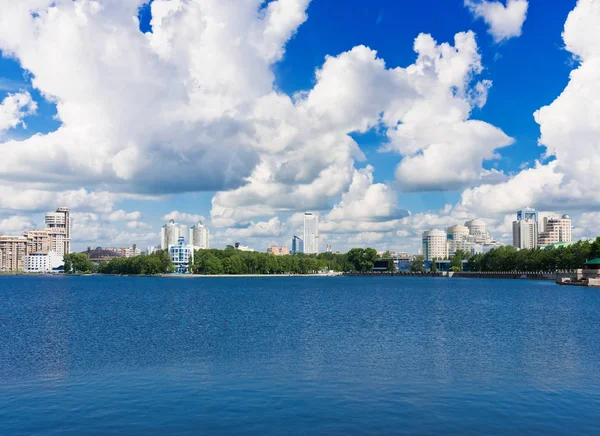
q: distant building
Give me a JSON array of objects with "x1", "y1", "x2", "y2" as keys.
[
  {"x1": 45, "y1": 207, "x2": 71, "y2": 257},
  {"x1": 190, "y1": 222, "x2": 210, "y2": 250},
  {"x1": 147, "y1": 246, "x2": 159, "y2": 255},
  {"x1": 105, "y1": 246, "x2": 141, "y2": 258},
  {"x1": 513, "y1": 220, "x2": 538, "y2": 250},
  {"x1": 303, "y1": 212, "x2": 319, "y2": 254},
  {"x1": 538, "y1": 215, "x2": 572, "y2": 246},
  {"x1": 161, "y1": 220, "x2": 187, "y2": 250},
  {"x1": 24, "y1": 251, "x2": 63, "y2": 273},
  {"x1": 24, "y1": 229, "x2": 52, "y2": 255},
  {"x1": 267, "y1": 246, "x2": 289, "y2": 256},
  {"x1": 169, "y1": 237, "x2": 194, "y2": 274},
  {"x1": 422, "y1": 229, "x2": 448, "y2": 261},
  {"x1": 447, "y1": 225, "x2": 471, "y2": 256},
  {"x1": 85, "y1": 247, "x2": 122, "y2": 264},
  {"x1": 0, "y1": 235, "x2": 27, "y2": 272},
  {"x1": 292, "y1": 236, "x2": 303, "y2": 254},
  {"x1": 234, "y1": 242, "x2": 254, "y2": 252},
  {"x1": 465, "y1": 219, "x2": 488, "y2": 240},
  {"x1": 517, "y1": 208, "x2": 539, "y2": 222}
]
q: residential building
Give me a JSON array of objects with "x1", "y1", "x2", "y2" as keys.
[
  {"x1": 147, "y1": 246, "x2": 159, "y2": 255},
  {"x1": 517, "y1": 208, "x2": 539, "y2": 222},
  {"x1": 465, "y1": 219, "x2": 488, "y2": 240},
  {"x1": 513, "y1": 214, "x2": 538, "y2": 250},
  {"x1": 267, "y1": 246, "x2": 289, "y2": 256},
  {"x1": 24, "y1": 251, "x2": 63, "y2": 273},
  {"x1": 291, "y1": 236, "x2": 303, "y2": 254},
  {"x1": 169, "y1": 236, "x2": 194, "y2": 274},
  {"x1": 161, "y1": 220, "x2": 187, "y2": 249},
  {"x1": 538, "y1": 215, "x2": 572, "y2": 246},
  {"x1": 303, "y1": 212, "x2": 319, "y2": 254},
  {"x1": 105, "y1": 246, "x2": 141, "y2": 258},
  {"x1": 0, "y1": 235, "x2": 27, "y2": 272},
  {"x1": 24, "y1": 229, "x2": 52, "y2": 255},
  {"x1": 422, "y1": 229, "x2": 448, "y2": 261},
  {"x1": 190, "y1": 222, "x2": 210, "y2": 250},
  {"x1": 45, "y1": 207, "x2": 71, "y2": 257},
  {"x1": 447, "y1": 225, "x2": 470, "y2": 256}
]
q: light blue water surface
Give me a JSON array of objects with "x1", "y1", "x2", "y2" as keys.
[{"x1": 1, "y1": 276, "x2": 600, "y2": 435}]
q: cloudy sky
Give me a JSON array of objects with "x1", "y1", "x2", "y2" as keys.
[{"x1": 0, "y1": 0, "x2": 598, "y2": 253}]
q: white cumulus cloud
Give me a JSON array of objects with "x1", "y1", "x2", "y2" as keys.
[{"x1": 465, "y1": 0, "x2": 529, "y2": 42}]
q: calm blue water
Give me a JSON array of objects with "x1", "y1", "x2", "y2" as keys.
[{"x1": 1, "y1": 276, "x2": 600, "y2": 435}]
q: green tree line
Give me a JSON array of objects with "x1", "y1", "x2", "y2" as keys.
[
  {"x1": 64, "y1": 250, "x2": 174, "y2": 275},
  {"x1": 467, "y1": 239, "x2": 600, "y2": 272}
]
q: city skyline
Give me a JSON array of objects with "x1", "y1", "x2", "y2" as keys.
[{"x1": 0, "y1": 1, "x2": 598, "y2": 254}]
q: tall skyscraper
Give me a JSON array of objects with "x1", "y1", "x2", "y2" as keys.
[
  {"x1": 303, "y1": 213, "x2": 319, "y2": 254},
  {"x1": 422, "y1": 229, "x2": 448, "y2": 261},
  {"x1": 292, "y1": 236, "x2": 303, "y2": 254},
  {"x1": 190, "y1": 221, "x2": 210, "y2": 250},
  {"x1": 513, "y1": 208, "x2": 538, "y2": 250},
  {"x1": 45, "y1": 207, "x2": 71, "y2": 257},
  {"x1": 538, "y1": 215, "x2": 572, "y2": 246},
  {"x1": 161, "y1": 220, "x2": 187, "y2": 249}
]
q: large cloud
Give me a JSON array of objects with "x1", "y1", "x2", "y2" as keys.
[
  {"x1": 465, "y1": 0, "x2": 529, "y2": 42},
  {"x1": 461, "y1": 0, "x2": 600, "y2": 214},
  {"x1": 0, "y1": 91, "x2": 36, "y2": 132}
]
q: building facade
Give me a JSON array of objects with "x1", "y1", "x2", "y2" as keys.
[
  {"x1": 303, "y1": 212, "x2": 319, "y2": 254},
  {"x1": 45, "y1": 207, "x2": 71, "y2": 257},
  {"x1": 267, "y1": 246, "x2": 289, "y2": 256},
  {"x1": 538, "y1": 215, "x2": 572, "y2": 246},
  {"x1": 190, "y1": 222, "x2": 210, "y2": 250},
  {"x1": 24, "y1": 251, "x2": 63, "y2": 273},
  {"x1": 0, "y1": 235, "x2": 27, "y2": 272},
  {"x1": 422, "y1": 229, "x2": 448, "y2": 261},
  {"x1": 291, "y1": 236, "x2": 303, "y2": 254},
  {"x1": 24, "y1": 229, "x2": 52, "y2": 255},
  {"x1": 169, "y1": 237, "x2": 194, "y2": 274},
  {"x1": 513, "y1": 214, "x2": 538, "y2": 250},
  {"x1": 447, "y1": 225, "x2": 471, "y2": 256},
  {"x1": 161, "y1": 220, "x2": 187, "y2": 249}
]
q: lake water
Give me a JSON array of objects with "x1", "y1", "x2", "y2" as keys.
[{"x1": 1, "y1": 276, "x2": 600, "y2": 435}]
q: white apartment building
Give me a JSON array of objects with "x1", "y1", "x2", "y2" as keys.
[
  {"x1": 447, "y1": 225, "x2": 470, "y2": 255},
  {"x1": 303, "y1": 212, "x2": 319, "y2": 254},
  {"x1": 422, "y1": 229, "x2": 448, "y2": 261},
  {"x1": 161, "y1": 220, "x2": 187, "y2": 249},
  {"x1": 538, "y1": 215, "x2": 572, "y2": 246},
  {"x1": 465, "y1": 219, "x2": 488, "y2": 240},
  {"x1": 24, "y1": 251, "x2": 63, "y2": 273},
  {"x1": 513, "y1": 220, "x2": 538, "y2": 250},
  {"x1": 169, "y1": 237, "x2": 194, "y2": 274},
  {"x1": 190, "y1": 222, "x2": 210, "y2": 250},
  {"x1": 45, "y1": 207, "x2": 71, "y2": 257}
]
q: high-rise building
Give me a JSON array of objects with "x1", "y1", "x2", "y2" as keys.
[
  {"x1": 447, "y1": 225, "x2": 470, "y2": 255},
  {"x1": 292, "y1": 236, "x2": 303, "y2": 254},
  {"x1": 169, "y1": 236, "x2": 194, "y2": 274},
  {"x1": 161, "y1": 220, "x2": 187, "y2": 249},
  {"x1": 538, "y1": 215, "x2": 572, "y2": 246},
  {"x1": 465, "y1": 219, "x2": 487, "y2": 239},
  {"x1": 513, "y1": 208, "x2": 538, "y2": 250},
  {"x1": 513, "y1": 220, "x2": 538, "y2": 250},
  {"x1": 0, "y1": 235, "x2": 27, "y2": 272},
  {"x1": 267, "y1": 246, "x2": 289, "y2": 256},
  {"x1": 422, "y1": 229, "x2": 448, "y2": 261},
  {"x1": 24, "y1": 229, "x2": 52, "y2": 255},
  {"x1": 190, "y1": 222, "x2": 210, "y2": 250},
  {"x1": 303, "y1": 213, "x2": 319, "y2": 254},
  {"x1": 45, "y1": 207, "x2": 71, "y2": 257}
]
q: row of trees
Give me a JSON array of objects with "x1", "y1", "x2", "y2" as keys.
[
  {"x1": 64, "y1": 250, "x2": 174, "y2": 275},
  {"x1": 63, "y1": 246, "x2": 392, "y2": 276},
  {"x1": 464, "y1": 239, "x2": 600, "y2": 272}
]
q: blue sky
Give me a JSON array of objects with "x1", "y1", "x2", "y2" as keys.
[{"x1": 0, "y1": 0, "x2": 597, "y2": 252}]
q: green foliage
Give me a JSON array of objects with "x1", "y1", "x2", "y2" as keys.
[
  {"x1": 467, "y1": 239, "x2": 598, "y2": 272},
  {"x1": 98, "y1": 250, "x2": 174, "y2": 275},
  {"x1": 64, "y1": 253, "x2": 96, "y2": 274},
  {"x1": 410, "y1": 255, "x2": 425, "y2": 273},
  {"x1": 430, "y1": 259, "x2": 438, "y2": 273},
  {"x1": 346, "y1": 248, "x2": 379, "y2": 272},
  {"x1": 451, "y1": 249, "x2": 470, "y2": 272}
]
